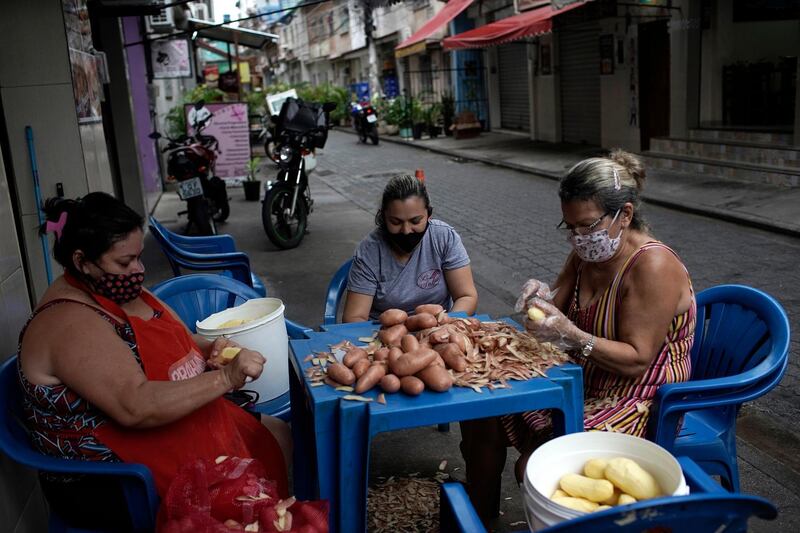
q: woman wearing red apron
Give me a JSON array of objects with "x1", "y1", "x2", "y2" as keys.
[{"x1": 17, "y1": 193, "x2": 289, "y2": 529}]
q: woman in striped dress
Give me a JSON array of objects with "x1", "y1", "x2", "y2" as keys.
[{"x1": 459, "y1": 150, "x2": 696, "y2": 524}]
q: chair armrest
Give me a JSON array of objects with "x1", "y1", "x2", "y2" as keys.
[
  {"x1": 286, "y1": 319, "x2": 313, "y2": 340},
  {"x1": 678, "y1": 456, "x2": 726, "y2": 494},
  {"x1": 440, "y1": 483, "x2": 487, "y2": 533}
]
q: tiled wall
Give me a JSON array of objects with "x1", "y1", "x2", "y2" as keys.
[{"x1": 0, "y1": 147, "x2": 47, "y2": 532}]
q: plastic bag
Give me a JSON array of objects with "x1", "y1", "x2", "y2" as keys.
[{"x1": 160, "y1": 457, "x2": 328, "y2": 532}]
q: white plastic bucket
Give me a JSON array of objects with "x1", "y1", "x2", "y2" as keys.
[
  {"x1": 196, "y1": 298, "x2": 288, "y2": 403},
  {"x1": 522, "y1": 431, "x2": 690, "y2": 531}
]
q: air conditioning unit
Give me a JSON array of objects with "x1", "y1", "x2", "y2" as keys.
[{"x1": 146, "y1": 1, "x2": 175, "y2": 33}]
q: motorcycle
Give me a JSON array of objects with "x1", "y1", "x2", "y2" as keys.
[
  {"x1": 350, "y1": 100, "x2": 379, "y2": 145},
  {"x1": 150, "y1": 101, "x2": 229, "y2": 235},
  {"x1": 261, "y1": 98, "x2": 335, "y2": 249}
]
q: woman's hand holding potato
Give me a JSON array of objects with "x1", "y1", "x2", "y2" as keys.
[{"x1": 221, "y1": 348, "x2": 266, "y2": 390}]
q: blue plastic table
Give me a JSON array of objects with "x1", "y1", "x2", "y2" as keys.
[{"x1": 288, "y1": 317, "x2": 584, "y2": 533}]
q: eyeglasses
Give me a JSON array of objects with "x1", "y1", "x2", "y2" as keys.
[{"x1": 556, "y1": 212, "x2": 610, "y2": 237}]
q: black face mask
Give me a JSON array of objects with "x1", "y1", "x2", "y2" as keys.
[{"x1": 386, "y1": 224, "x2": 428, "y2": 253}]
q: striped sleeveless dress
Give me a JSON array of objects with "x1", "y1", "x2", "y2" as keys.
[{"x1": 503, "y1": 241, "x2": 695, "y2": 450}]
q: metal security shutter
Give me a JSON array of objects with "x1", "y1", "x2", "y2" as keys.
[
  {"x1": 559, "y1": 23, "x2": 600, "y2": 145},
  {"x1": 498, "y1": 43, "x2": 530, "y2": 131}
]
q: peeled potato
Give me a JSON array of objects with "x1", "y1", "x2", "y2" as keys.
[
  {"x1": 218, "y1": 318, "x2": 251, "y2": 328},
  {"x1": 551, "y1": 489, "x2": 568, "y2": 499},
  {"x1": 552, "y1": 496, "x2": 599, "y2": 513},
  {"x1": 617, "y1": 493, "x2": 637, "y2": 505},
  {"x1": 604, "y1": 457, "x2": 662, "y2": 500},
  {"x1": 559, "y1": 473, "x2": 614, "y2": 503},
  {"x1": 583, "y1": 458, "x2": 608, "y2": 480},
  {"x1": 220, "y1": 347, "x2": 242, "y2": 360},
  {"x1": 527, "y1": 307, "x2": 546, "y2": 322},
  {"x1": 595, "y1": 505, "x2": 612, "y2": 512}
]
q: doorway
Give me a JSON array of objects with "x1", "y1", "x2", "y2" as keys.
[{"x1": 638, "y1": 20, "x2": 670, "y2": 151}]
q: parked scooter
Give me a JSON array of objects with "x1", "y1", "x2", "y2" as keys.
[
  {"x1": 150, "y1": 101, "x2": 229, "y2": 235},
  {"x1": 350, "y1": 100, "x2": 379, "y2": 145},
  {"x1": 261, "y1": 97, "x2": 335, "y2": 249}
]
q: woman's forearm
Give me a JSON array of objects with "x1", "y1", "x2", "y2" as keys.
[
  {"x1": 585, "y1": 336, "x2": 651, "y2": 378},
  {"x1": 451, "y1": 295, "x2": 478, "y2": 315},
  {"x1": 122, "y1": 369, "x2": 232, "y2": 428}
]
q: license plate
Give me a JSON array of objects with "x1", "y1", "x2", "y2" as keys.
[
  {"x1": 366, "y1": 114, "x2": 378, "y2": 123},
  {"x1": 178, "y1": 177, "x2": 204, "y2": 200}
]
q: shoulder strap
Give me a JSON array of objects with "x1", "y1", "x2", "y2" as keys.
[{"x1": 18, "y1": 298, "x2": 125, "y2": 347}]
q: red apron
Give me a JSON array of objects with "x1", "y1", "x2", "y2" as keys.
[{"x1": 64, "y1": 274, "x2": 288, "y2": 499}]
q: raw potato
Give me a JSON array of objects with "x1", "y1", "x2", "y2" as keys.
[
  {"x1": 327, "y1": 363, "x2": 356, "y2": 385},
  {"x1": 352, "y1": 358, "x2": 371, "y2": 379},
  {"x1": 416, "y1": 365, "x2": 453, "y2": 392},
  {"x1": 343, "y1": 347, "x2": 368, "y2": 368},
  {"x1": 604, "y1": 457, "x2": 662, "y2": 500},
  {"x1": 400, "y1": 375, "x2": 425, "y2": 395},
  {"x1": 373, "y1": 347, "x2": 390, "y2": 362},
  {"x1": 355, "y1": 363, "x2": 386, "y2": 394},
  {"x1": 380, "y1": 374, "x2": 401, "y2": 393},
  {"x1": 551, "y1": 489, "x2": 568, "y2": 499},
  {"x1": 379, "y1": 309, "x2": 408, "y2": 328},
  {"x1": 428, "y1": 328, "x2": 451, "y2": 345},
  {"x1": 551, "y1": 496, "x2": 599, "y2": 513},
  {"x1": 583, "y1": 458, "x2": 609, "y2": 480},
  {"x1": 378, "y1": 324, "x2": 408, "y2": 346},
  {"x1": 601, "y1": 489, "x2": 621, "y2": 506},
  {"x1": 388, "y1": 347, "x2": 404, "y2": 365},
  {"x1": 391, "y1": 348, "x2": 438, "y2": 377},
  {"x1": 401, "y1": 334, "x2": 420, "y2": 353},
  {"x1": 434, "y1": 343, "x2": 467, "y2": 372},
  {"x1": 220, "y1": 347, "x2": 242, "y2": 360},
  {"x1": 559, "y1": 474, "x2": 614, "y2": 503},
  {"x1": 527, "y1": 307, "x2": 546, "y2": 322},
  {"x1": 617, "y1": 494, "x2": 637, "y2": 506},
  {"x1": 415, "y1": 304, "x2": 444, "y2": 316},
  {"x1": 405, "y1": 313, "x2": 438, "y2": 332}
]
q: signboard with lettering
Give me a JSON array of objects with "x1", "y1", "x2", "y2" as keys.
[
  {"x1": 151, "y1": 39, "x2": 192, "y2": 78},
  {"x1": 184, "y1": 102, "x2": 251, "y2": 179}
]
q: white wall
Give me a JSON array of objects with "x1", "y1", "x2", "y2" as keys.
[
  {"x1": 700, "y1": 2, "x2": 800, "y2": 123},
  {"x1": 599, "y1": 19, "x2": 640, "y2": 152},
  {"x1": 533, "y1": 33, "x2": 560, "y2": 143}
]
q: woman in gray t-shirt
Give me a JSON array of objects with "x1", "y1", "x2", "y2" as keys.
[{"x1": 343, "y1": 174, "x2": 478, "y2": 322}]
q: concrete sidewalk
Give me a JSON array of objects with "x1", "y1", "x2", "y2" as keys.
[{"x1": 351, "y1": 129, "x2": 800, "y2": 237}]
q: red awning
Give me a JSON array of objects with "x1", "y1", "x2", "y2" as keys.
[
  {"x1": 395, "y1": 0, "x2": 476, "y2": 56},
  {"x1": 443, "y1": 1, "x2": 588, "y2": 50}
]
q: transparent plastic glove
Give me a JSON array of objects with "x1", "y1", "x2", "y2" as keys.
[
  {"x1": 524, "y1": 297, "x2": 589, "y2": 351},
  {"x1": 515, "y1": 279, "x2": 560, "y2": 313}
]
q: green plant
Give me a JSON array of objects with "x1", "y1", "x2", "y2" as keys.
[
  {"x1": 425, "y1": 103, "x2": 442, "y2": 127},
  {"x1": 165, "y1": 84, "x2": 225, "y2": 138},
  {"x1": 381, "y1": 98, "x2": 405, "y2": 126},
  {"x1": 410, "y1": 98, "x2": 426, "y2": 125},
  {"x1": 297, "y1": 83, "x2": 349, "y2": 124},
  {"x1": 244, "y1": 90, "x2": 267, "y2": 117},
  {"x1": 245, "y1": 157, "x2": 261, "y2": 181}
]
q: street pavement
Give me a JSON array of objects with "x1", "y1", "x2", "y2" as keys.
[{"x1": 147, "y1": 130, "x2": 799, "y2": 531}]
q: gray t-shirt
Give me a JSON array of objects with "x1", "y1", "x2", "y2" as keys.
[{"x1": 347, "y1": 219, "x2": 471, "y2": 320}]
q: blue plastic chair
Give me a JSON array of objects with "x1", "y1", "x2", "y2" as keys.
[
  {"x1": 439, "y1": 457, "x2": 777, "y2": 533},
  {"x1": 150, "y1": 274, "x2": 313, "y2": 420},
  {"x1": 323, "y1": 258, "x2": 353, "y2": 325},
  {"x1": 149, "y1": 216, "x2": 266, "y2": 297},
  {"x1": 647, "y1": 284, "x2": 790, "y2": 491},
  {"x1": 0, "y1": 356, "x2": 159, "y2": 532}
]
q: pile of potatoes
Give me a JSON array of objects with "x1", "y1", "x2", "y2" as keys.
[
  {"x1": 549, "y1": 457, "x2": 663, "y2": 513},
  {"x1": 325, "y1": 304, "x2": 468, "y2": 396}
]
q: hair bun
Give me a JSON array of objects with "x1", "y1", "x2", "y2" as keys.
[
  {"x1": 42, "y1": 197, "x2": 76, "y2": 222},
  {"x1": 608, "y1": 149, "x2": 646, "y2": 191}
]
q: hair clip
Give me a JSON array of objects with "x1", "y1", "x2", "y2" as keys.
[
  {"x1": 612, "y1": 168, "x2": 621, "y2": 190},
  {"x1": 45, "y1": 211, "x2": 68, "y2": 241}
]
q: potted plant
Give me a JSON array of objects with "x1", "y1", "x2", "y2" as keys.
[
  {"x1": 425, "y1": 103, "x2": 442, "y2": 138},
  {"x1": 398, "y1": 97, "x2": 414, "y2": 139},
  {"x1": 411, "y1": 99, "x2": 426, "y2": 140},
  {"x1": 243, "y1": 157, "x2": 262, "y2": 201},
  {"x1": 441, "y1": 92, "x2": 455, "y2": 137}
]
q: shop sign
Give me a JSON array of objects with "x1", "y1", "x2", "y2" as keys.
[
  {"x1": 151, "y1": 39, "x2": 192, "y2": 79},
  {"x1": 184, "y1": 102, "x2": 251, "y2": 178}
]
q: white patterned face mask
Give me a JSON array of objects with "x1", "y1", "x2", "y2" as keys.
[{"x1": 569, "y1": 210, "x2": 622, "y2": 262}]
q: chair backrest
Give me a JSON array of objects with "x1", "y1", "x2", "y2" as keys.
[
  {"x1": 323, "y1": 258, "x2": 353, "y2": 325},
  {"x1": 150, "y1": 274, "x2": 261, "y2": 333},
  {"x1": 690, "y1": 285, "x2": 790, "y2": 383},
  {"x1": 0, "y1": 356, "x2": 33, "y2": 461},
  {"x1": 541, "y1": 492, "x2": 777, "y2": 533},
  {"x1": 148, "y1": 217, "x2": 184, "y2": 276}
]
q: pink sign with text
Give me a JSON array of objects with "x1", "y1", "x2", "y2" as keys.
[{"x1": 185, "y1": 102, "x2": 251, "y2": 178}]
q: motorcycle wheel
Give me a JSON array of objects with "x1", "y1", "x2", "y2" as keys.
[
  {"x1": 209, "y1": 176, "x2": 230, "y2": 223},
  {"x1": 262, "y1": 182, "x2": 307, "y2": 249},
  {"x1": 188, "y1": 197, "x2": 216, "y2": 236},
  {"x1": 357, "y1": 125, "x2": 367, "y2": 143},
  {"x1": 369, "y1": 126, "x2": 379, "y2": 145}
]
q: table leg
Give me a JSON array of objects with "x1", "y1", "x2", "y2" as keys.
[
  {"x1": 289, "y1": 368, "x2": 314, "y2": 500},
  {"x1": 338, "y1": 401, "x2": 370, "y2": 533},
  {"x1": 551, "y1": 365, "x2": 585, "y2": 435}
]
